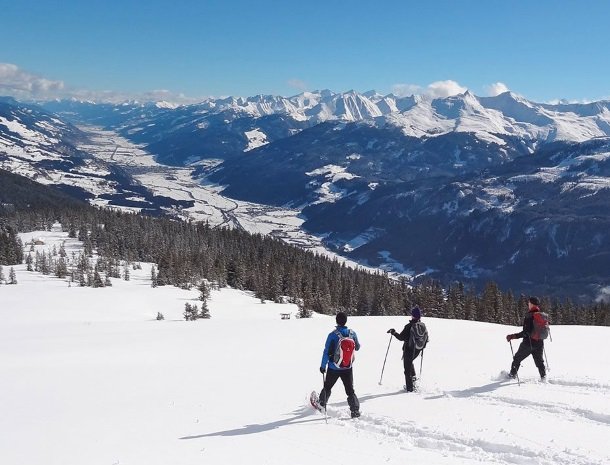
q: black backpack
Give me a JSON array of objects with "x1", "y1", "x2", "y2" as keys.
[{"x1": 409, "y1": 321, "x2": 428, "y2": 350}]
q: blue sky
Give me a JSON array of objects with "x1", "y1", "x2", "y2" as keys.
[{"x1": 1, "y1": 0, "x2": 609, "y2": 103}]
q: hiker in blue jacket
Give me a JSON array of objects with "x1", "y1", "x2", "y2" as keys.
[{"x1": 319, "y1": 311, "x2": 361, "y2": 417}]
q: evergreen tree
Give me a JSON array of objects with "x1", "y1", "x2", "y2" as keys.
[
  {"x1": 481, "y1": 281, "x2": 502, "y2": 323},
  {"x1": 92, "y1": 269, "x2": 104, "y2": 288},
  {"x1": 199, "y1": 300, "x2": 211, "y2": 319},
  {"x1": 184, "y1": 303, "x2": 199, "y2": 321},
  {"x1": 297, "y1": 300, "x2": 313, "y2": 318},
  {"x1": 56, "y1": 257, "x2": 68, "y2": 279},
  {"x1": 25, "y1": 253, "x2": 33, "y2": 271},
  {"x1": 150, "y1": 265, "x2": 158, "y2": 288},
  {"x1": 198, "y1": 280, "x2": 210, "y2": 302},
  {"x1": 8, "y1": 267, "x2": 17, "y2": 285},
  {"x1": 0, "y1": 265, "x2": 4, "y2": 283}
]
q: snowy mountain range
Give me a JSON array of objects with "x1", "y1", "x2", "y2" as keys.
[
  {"x1": 2, "y1": 91, "x2": 610, "y2": 299},
  {"x1": 42, "y1": 90, "x2": 610, "y2": 162}
]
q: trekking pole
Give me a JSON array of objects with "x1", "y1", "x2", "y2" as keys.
[
  {"x1": 419, "y1": 349, "x2": 424, "y2": 379},
  {"x1": 509, "y1": 340, "x2": 521, "y2": 387},
  {"x1": 543, "y1": 346, "x2": 550, "y2": 372},
  {"x1": 378, "y1": 334, "x2": 393, "y2": 385},
  {"x1": 321, "y1": 372, "x2": 328, "y2": 424}
]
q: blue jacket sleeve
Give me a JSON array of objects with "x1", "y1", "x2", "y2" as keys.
[
  {"x1": 353, "y1": 331, "x2": 361, "y2": 351},
  {"x1": 320, "y1": 333, "x2": 333, "y2": 369}
]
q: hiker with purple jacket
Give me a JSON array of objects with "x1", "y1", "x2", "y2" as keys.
[{"x1": 387, "y1": 306, "x2": 428, "y2": 392}]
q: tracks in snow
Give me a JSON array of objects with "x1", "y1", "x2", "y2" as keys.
[
  {"x1": 310, "y1": 378, "x2": 610, "y2": 465},
  {"x1": 317, "y1": 403, "x2": 604, "y2": 465}
]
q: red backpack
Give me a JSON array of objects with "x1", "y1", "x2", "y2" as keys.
[
  {"x1": 531, "y1": 312, "x2": 550, "y2": 341},
  {"x1": 332, "y1": 330, "x2": 356, "y2": 368}
]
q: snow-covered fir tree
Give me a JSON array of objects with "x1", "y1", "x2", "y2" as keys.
[
  {"x1": 151, "y1": 265, "x2": 158, "y2": 288},
  {"x1": 183, "y1": 303, "x2": 199, "y2": 321},
  {"x1": 8, "y1": 267, "x2": 17, "y2": 285}
]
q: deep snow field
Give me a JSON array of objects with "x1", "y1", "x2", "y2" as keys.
[{"x1": 1, "y1": 227, "x2": 609, "y2": 465}]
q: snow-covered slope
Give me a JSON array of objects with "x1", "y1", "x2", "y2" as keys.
[{"x1": 1, "y1": 228, "x2": 609, "y2": 465}]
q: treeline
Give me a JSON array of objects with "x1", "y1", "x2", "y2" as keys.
[{"x1": 1, "y1": 200, "x2": 609, "y2": 326}]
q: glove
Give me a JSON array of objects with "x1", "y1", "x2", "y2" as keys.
[
  {"x1": 319, "y1": 367, "x2": 326, "y2": 374},
  {"x1": 387, "y1": 328, "x2": 395, "y2": 334},
  {"x1": 506, "y1": 334, "x2": 514, "y2": 342}
]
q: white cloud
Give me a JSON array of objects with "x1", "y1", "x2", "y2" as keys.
[
  {"x1": 391, "y1": 80, "x2": 468, "y2": 98},
  {"x1": 426, "y1": 80, "x2": 468, "y2": 98},
  {"x1": 0, "y1": 63, "x2": 64, "y2": 97},
  {"x1": 485, "y1": 82, "x2": 510, "y2": 96},
  {"x1": 0, "y1": 63, "x2": 205, "y2": 105}
]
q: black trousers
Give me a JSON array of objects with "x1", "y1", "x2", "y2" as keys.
[
  {"x1": 403, "y1": 347, "x2": 421, "y2": 391},
  {"x1": 511, "y1": 339, "x2": 546, "y2": 378},
  {"x1": 319, "y1": 368, "x2": 360, "y2": 413}
]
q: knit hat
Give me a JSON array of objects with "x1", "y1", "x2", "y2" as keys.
[
  {"x1": 528, "y1": 296, "x2": 540, "y2": 306},
  {"x1": 336, "y1": 311, "x2": 347, "y2": 326},
  {"x1": 411, "y1": 306, "x2": 421, "y2": 320}
]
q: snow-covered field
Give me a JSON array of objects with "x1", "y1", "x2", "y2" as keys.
[{"x1": 1, "y1": 229, "x2": 609, "y2": 465}]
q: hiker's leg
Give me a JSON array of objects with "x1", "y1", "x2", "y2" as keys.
[
  {"x1": 320, "y1": 369, "x2": 339, "y2": 406},
  {"x1": 339, "y1": 369, "x2": 359, "y2": 413},
  {"x1": 510, "y1": 341, "x2": 531, "y2": 376},
  {"x1": 531, "y1": 343, "x2": 546, "y2": 378},
  {"x1": 404, "y1": 348, "x2": 415, "y2": 391},
  {"x1": 410, "y1": 348, "x2": 421, "y2": 379}
]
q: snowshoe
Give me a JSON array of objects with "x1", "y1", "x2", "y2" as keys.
[{"x1": 309, "y1": 391, "x2": 324, "y2": 413}]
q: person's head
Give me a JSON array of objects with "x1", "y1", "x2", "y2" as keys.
[
  {"x1": 411, "y1": 306, "x2": 421, "y2": 320},
  {"x1": 336, "y1": 311, "x2": 347, "y2": 326},
  {"x1": 528, "y1": 296, "x2": 540, "y2": 308}
]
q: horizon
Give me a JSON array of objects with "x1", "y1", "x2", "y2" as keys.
[
  {"x1": 2, "y1": 1, "x2": 610, "y2": 104},
  {"x1": 3, "y1": 88, "x2": 610, "y2": 108}
]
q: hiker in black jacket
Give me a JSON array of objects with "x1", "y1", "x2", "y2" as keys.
[
  {"x1": 506, "y1": 296, "x2": 546, "y2": 380},
  {"x1": 387, "y1": 306, "x2": 428, "y2": 392}
]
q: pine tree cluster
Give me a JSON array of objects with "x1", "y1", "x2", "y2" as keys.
[{"x1": 1, "y1": 202, "x2": 608, "y2": 326}]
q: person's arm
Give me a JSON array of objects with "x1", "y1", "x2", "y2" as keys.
[
  {"x1": 507, "y1": 315, "x2": 529, "y2": 340},
  {"x1": 320, "y1": 333, "x2": 333, "y2": 370},
  {"x1": 391, "y1": 323, "x2": 411, "y2": 342}
]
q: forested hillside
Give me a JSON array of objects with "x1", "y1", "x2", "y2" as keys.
[{"x1": 1, "y1": 169, "x2": 608, "y2": 326}]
